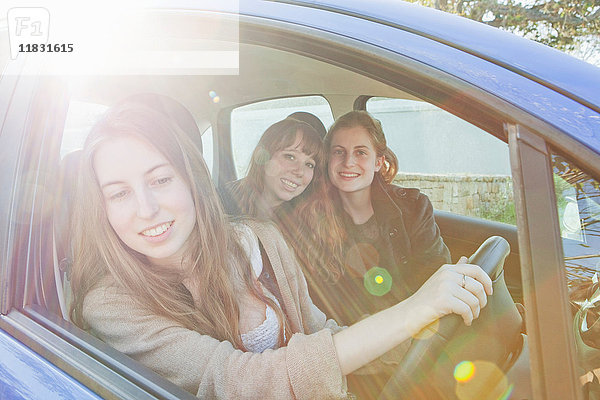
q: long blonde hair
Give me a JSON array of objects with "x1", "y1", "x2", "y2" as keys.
[{"x1": 69, "y1": 103, "x2": 288, "y2": 349}]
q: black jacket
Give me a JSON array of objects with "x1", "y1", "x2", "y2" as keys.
[
  {"x1": 369, "y1": 175, "x2": 451, "y2": 293},
  {"x1": 305, "y1": 175, "x2": 451, "y2": 326}
]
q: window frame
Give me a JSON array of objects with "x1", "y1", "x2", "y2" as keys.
[{"x1": 508, "y1": 124, "x2": 583, "y2": 399}]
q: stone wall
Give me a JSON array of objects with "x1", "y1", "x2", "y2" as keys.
[{"x1": 392, "y1": 173, "x2": 514, "y2": 220}]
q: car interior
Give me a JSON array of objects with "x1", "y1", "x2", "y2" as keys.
[
  {"x1": 5, "y1": 8, "x2": 597, "y2": 400},
  {"x1": 37, "y1": 42, "x2": 522, "y2": 399}
]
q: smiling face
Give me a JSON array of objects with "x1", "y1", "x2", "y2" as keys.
[
  {"x1": 93, "y1": 135, "x2": 196, "y2": 267},
  {"x1": 328, "y1": 126, "x2": 384, "y2": 196},
  {"x1": 262, "y1": 132, "x2": 316, "y2": 208}
]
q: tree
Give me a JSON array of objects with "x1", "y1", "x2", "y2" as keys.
[{"x1": 408, "y1": 0, "x2": 600, "y2": 64}]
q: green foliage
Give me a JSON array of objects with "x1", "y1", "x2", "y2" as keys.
[
  {"x1": 479, "y1": 197, "x2": 516, "y2": 225},
  {"x1": 407, "y1": 0, "x2": 600, "y2": 54},
  {"x1": 554, "y1": 173, "x2": 572, "y2": 216},
  {"x1": 553, "y1": 153, "x2": 600, "y2": 192},
  {"x1": 473, "y1": 173, "x2": 575, "y2": 226}
]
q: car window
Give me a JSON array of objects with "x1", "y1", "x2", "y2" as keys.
[
  {"x1": 61, "y1": 101, "x2": 109, "y2": 158},
  {"x1": 230, "y1": 96, "x2": 334, "y2": 178},
  {"x1": 366, "y1": 97, "x2": 514, "y2": 225},
  {"x1": 552, "y1": 152, "x2": 600, "y2": 370}
]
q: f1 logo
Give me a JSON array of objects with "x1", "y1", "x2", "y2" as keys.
[{"x1": 7, "y1": 8, "x2": 50, "y2": 59}]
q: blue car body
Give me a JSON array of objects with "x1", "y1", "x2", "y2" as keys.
[
  {"x1": 178, "y1": 0, "x2": 600, "y2": 150},
  {"x1": 0, "y1": 330, "x2": 101, "y2": 400}
]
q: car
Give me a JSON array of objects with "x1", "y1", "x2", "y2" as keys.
[{"x1": 1, "y1": 0, "x2": 599, "y2": 399}]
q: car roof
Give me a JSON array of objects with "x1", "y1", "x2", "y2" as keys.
[
  {"x1": 137, "y1": 0, "x2": 600, "y2": 156},
  {"x1": 3, "y1": 0, "x2": 598, "y2": 155},
  {"x1": 159, "y1": 0, "x2": 600, "y2": 113},
  {"x1": 276, "y1": 0, "x2": 600, "y2": 113}
]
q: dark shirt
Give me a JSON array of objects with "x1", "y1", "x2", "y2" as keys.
[
  {"x1": 308, "y1": 213, "x2": 405, "y2": 325},
  {"x1": 306, "y1": 176, "x2": 451, "y2": 327}
]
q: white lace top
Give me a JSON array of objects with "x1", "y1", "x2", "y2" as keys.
[
  {"x1": 241, "y1": 296, "x2": 282, "y2": 353},
  {"x1": 236, "y1": 224, "x2": 285, "y2": 353}
]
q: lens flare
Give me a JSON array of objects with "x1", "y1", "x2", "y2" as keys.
[
  {"x1": 212, "y1": 96, "x2": 220, "y2": 103},
  {"x1": 363, "y1": 266, "x2": 392, "y2": 296},
  {"x1": 412, "y1": 317, "x2": 440, "y2": 340},
  {"x1": 455, "y1": 360, "x2": 509, "y2": 400},
  {"x1": 454, "y1": 361, "x2": 475, "y2": 383},
  {"x1": 208, "y1": 90, "x2": 217, "y2": 98},
  {"x1": 499, "y1": 383, "x2": 514, "y2": 400}
]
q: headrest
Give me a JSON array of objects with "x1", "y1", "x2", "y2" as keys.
[
  {"x1": 120, "y1": 93, "x2": 203, "y2": 154},
  {"x1": 287, "y1": 111, "x2": 327, "y2": 138}
]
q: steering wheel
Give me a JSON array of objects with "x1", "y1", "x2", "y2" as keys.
[{"x1": 379, "y1": 236, "x2": 524, "y2": 400}]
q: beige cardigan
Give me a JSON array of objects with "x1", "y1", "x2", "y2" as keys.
[{"x1": 83, "y1": 221, "x2": 348, "y2": 399}]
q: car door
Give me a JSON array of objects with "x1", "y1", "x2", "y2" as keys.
[
  {"x1": 209, "y1": 3, "x2": 590, "y2": 397},
  {"x1": 511, "y1": 125, "x2": 600, "y2": 399}
]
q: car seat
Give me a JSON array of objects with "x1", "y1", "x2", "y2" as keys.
[{"x1": 287, "y1": 111, "x2": 327, "y2": 138}]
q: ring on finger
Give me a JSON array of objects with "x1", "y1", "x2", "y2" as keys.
[{"x1": 461, "y1": 274, "x2": 467, "y2": 288}]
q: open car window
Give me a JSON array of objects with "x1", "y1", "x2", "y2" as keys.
[
  {"x1": 367, "y1": 97, "x2": 514, "y2": 225},
  {"x1": 61, "y1": 101, "x2": 108, "y2": 158}
]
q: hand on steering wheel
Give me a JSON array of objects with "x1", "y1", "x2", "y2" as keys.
[
  {"x1": 406, "y1": 257, "x2": 493, "y2": 331},
  {"x1": 379, "y1": 236, "x2": 521, "y2": 400}
]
